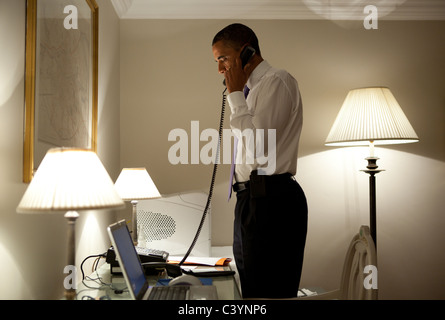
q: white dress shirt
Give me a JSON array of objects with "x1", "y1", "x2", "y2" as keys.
[{"x1": 227, "y1": 60, "x2": 303, "y2": 182}]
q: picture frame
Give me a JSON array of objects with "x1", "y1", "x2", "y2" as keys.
[{"x1": 23, "y1": 0, "x2": 98, "y2": 183}]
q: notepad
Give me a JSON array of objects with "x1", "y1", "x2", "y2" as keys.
[{"x1": 168, "y1": 256, "x2": 232, "y2": 266}]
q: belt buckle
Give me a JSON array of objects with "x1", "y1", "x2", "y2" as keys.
[{"x1": 233, "y1": 182, "x2": 248, "y2": 193}]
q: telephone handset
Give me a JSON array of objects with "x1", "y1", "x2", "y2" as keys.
[
  {"x1": 223, "y1": 45, "x2": 256, "y2": 86},
  {"x1": 240, "y1": 45, "x2": 256, "y2": 68}
]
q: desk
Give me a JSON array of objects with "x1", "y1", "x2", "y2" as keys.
[{"x1": 76, "y1": 262, "x2": 241, "y2": 300}]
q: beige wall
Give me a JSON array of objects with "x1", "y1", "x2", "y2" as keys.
[
  {"x1": 0, "y1": 0, "x2": 121, "y2": 299},
  {"x1": 120, "y1": 19, "x2": 445, "y2": 299}
]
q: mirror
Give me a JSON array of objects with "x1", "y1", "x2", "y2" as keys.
[{"x1": 24, "y1": 0, "x2": 98, "y2": 183}]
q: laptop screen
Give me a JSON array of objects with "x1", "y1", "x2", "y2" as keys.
[{"x1": 107, "y1": 220, "x2": 147, "y2": 299}]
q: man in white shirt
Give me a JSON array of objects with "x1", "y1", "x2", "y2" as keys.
[{"x1": 212, "y1": 23, "x2": 308, "y2": 298}]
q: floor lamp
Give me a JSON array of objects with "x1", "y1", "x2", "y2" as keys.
[
  {"x1": 16, "y1": 148, "x2": 125, "y2": 300},
  {"x1": 325, "y1": 87, "x2": 419, "y2": 249},
  {"x1": 114, "y1": 168, "x2": 161, "y2": 245}
]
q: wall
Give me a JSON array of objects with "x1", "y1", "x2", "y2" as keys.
[
  {"x1": 0, "y1": 0, "x2": 121, "y2": 299},
  {"x1": 120, "y1": 19, "x2": 445, "y2": 299}
]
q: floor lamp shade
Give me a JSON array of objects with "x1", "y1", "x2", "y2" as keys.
[
  {"x1": 325, "y1": 87, "x2": 419, "y2": 146},
  {"x1": 325, "y1": 87, "x2": 419, "y2": 249}
]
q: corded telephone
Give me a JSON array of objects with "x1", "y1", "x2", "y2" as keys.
[{"x1": 106, "y1": 245, "x2": 169, "y2": 275}]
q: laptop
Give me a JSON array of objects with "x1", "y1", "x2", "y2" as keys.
[{"x1": 107, "y1": 220, "x2": 218, "y2": 300}]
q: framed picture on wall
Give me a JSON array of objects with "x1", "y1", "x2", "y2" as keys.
[{"x1": 23, "y1": 0, "x2": 98, "y2": 183}]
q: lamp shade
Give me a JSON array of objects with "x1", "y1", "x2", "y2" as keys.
[
  {"x1": 325, "y1": 87, "x2": 419, "y2": 146},
  {"x1": 114, "y1": 168, "x2": 161, "y2": 200},
  {"x1": 17, "y1": 148, "x2": 125, "y2": 213}
]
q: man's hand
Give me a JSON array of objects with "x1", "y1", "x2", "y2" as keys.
[{"x1": 224, "y1": 56, "x2": 250, "y2": 94}]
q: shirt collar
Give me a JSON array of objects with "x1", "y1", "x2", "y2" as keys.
[{"x1": 247, "y1": 60, "x2": 271, "y2": 90}]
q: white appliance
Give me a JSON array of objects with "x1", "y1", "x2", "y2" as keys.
[{"x1": 136, "y1": 192, "x2": 211, "y2": 257}]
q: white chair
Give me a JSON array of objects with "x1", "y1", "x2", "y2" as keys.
[{"x1": 301, "y1": 225, "x2": 378, "y2": 300}]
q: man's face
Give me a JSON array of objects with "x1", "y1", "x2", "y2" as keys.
[{"x1": 212, "y1": 40, "x2": 240, "y2": 75}]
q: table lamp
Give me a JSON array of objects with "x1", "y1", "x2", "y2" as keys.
[
  {"x1": 16, "y1": 148, "x2": 125, "y2": 299},
  {"x1": 114, "y1": 168, "x2": 161, "y2": 245},
  {"x1": 325, "y1": 87, "x2": 419, "y2": 248}
]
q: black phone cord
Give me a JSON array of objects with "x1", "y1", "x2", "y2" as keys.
[{"x1": 179, "y1": 88, "x2": 227, "y2": 265}]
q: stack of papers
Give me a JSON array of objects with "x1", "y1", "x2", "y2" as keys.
[{"x1": 168, "y1": 256, "x2": 232, "y2": 266}]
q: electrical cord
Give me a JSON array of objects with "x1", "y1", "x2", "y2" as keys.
[
  {"x1": 77, "y1": 251, "x2": 128, "y2": 299},
  {"x1": 78, "y1": 270, "x2": 126, "y2": 300},
  {"x1": 80, "y1": 252, "x2": 107, "y2": 280},
  {"x1": 179, "y1": 87, "x2": 227, "y2": 266}
]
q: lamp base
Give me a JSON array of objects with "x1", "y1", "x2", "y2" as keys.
[
  {"x1": 360, "y1": 157, "x2": 384, "y2": 250},
  {"x1": 361, "y1": 156, "x2": 384, "y2": 175},
  {"x1": 64, "y1": 289, "x2": 77, "y2": 300},
  {"x1": 64, "y1": 211, "x2": 79, "y2": 300},
  {"x1": 131, "y1": 200, "x2": 138, "y2": 246},
  {"x1": 364, "y1": 157, "x2": 379, "y2": 170}
]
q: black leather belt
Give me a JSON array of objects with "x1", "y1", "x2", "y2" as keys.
[
  {"x1": 233, "y1": 181, "x2": 250, "y2": 192},
  {"x1": 233, "y1": 172, "x2": 293, "y2": 193}
]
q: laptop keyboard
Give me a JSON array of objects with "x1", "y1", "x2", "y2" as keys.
[{"x1": 148, "y1": 286, "x2": 189, "y2": 300}]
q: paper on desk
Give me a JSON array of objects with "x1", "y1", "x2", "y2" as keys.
[
  {"x1": 168, "y1": 256, "x2": 232, "y2": 266},
  {"x1": 180, "y1": 266, "x2": 227, "y2": 272}
]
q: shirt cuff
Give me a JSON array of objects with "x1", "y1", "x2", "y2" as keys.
[{"x1": 227, "y1": 91, "x2": 246, "y2": 113}]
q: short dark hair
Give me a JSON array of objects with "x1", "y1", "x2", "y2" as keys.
[{"x1": 212, "y1": 23, "x2": 261, "y2": 56}]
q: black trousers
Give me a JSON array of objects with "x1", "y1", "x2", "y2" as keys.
[{"x1": 233, "y1": 172, "x2": 308, "y2": 298}]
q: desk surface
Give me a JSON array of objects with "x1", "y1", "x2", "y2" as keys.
[{"x1": 76, "y1": 263, "x2": 241, "y2": 300}]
